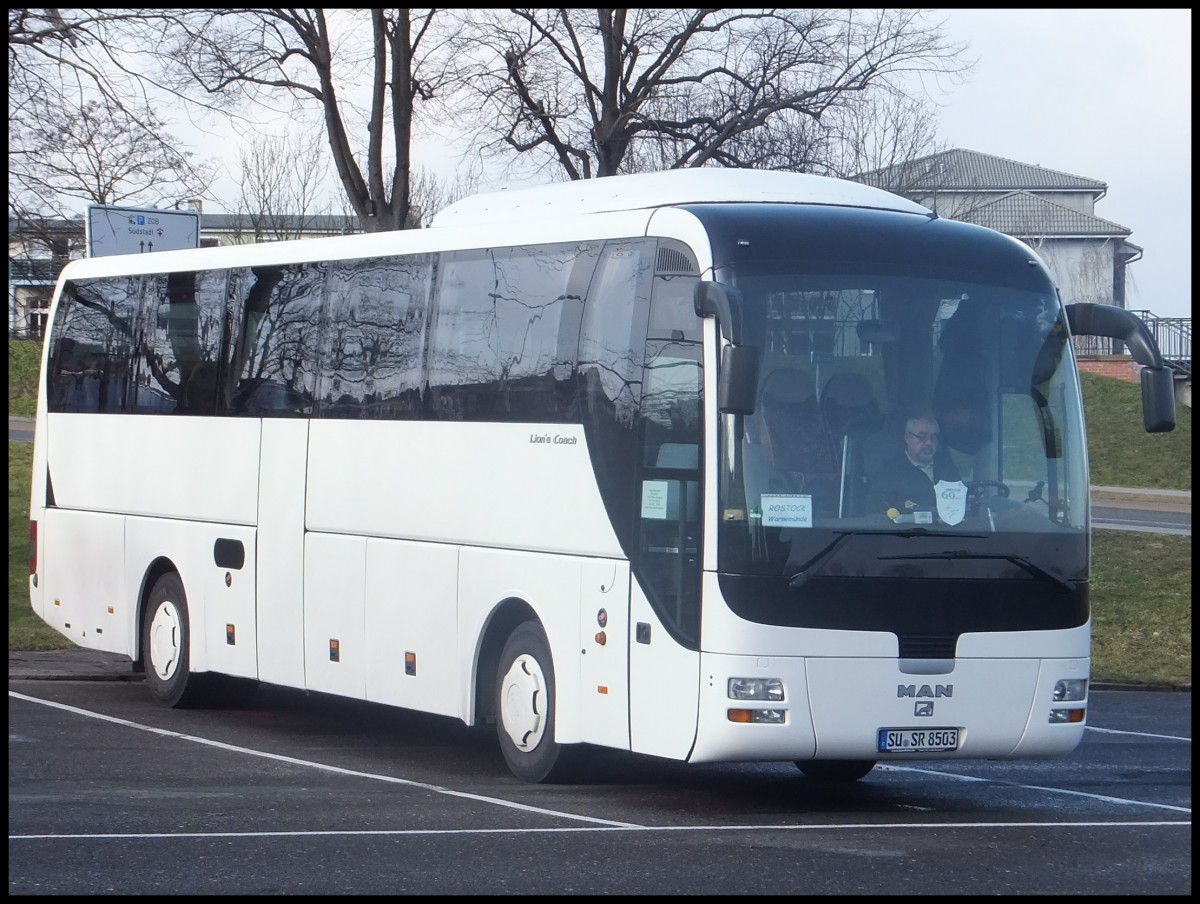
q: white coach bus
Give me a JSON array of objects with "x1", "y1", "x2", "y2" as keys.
[{"x1": 27, "y1": 169, "x2": 1176, "y2": 783}]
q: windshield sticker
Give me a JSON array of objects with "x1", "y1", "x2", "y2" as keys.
[
  {"x1": 761, "y1": 494, "x2": 813, "y2": 528},
  {"x1": 935, "y1": 480, "x2": 968, "y2": 525}
]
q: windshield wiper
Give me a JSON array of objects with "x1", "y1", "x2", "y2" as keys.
[
  {"x1": 787, "y1": 532, "x2": 857, "y2": 589},
  {"x1": 787, "y1": 528, "x2": 985, "y2": 589},
  {"x1": 877, "y1": 550, "x2": 1075, "y2": 592}
]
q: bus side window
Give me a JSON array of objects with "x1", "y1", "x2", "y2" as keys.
[
  {"x1": 319, "y1": 255, "x2": 433, "y2": 420},
  {"x1": 229, "y1": 263, "x2": 326, "y2": 417},
  {"x1": 131, "y1": 270, "x2": 228, "y2": 415},
  {"x1": 48, "y1": 277, "x2": 140, "y2": 414},
  {"x1": 427, "y1": 243, "x2": 587, "y2": 423}
]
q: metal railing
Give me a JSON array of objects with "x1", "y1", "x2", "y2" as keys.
[
  {"x1": 1071, "y1": 309, "x2": 1191, "y2": 379},
  {"x1": 9, "y1": 258, "x2": 63, "y2": 283}
]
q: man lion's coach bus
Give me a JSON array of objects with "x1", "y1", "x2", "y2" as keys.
[{"x1": 28, "y1": 169, "x2": 1176, "y2": 782}]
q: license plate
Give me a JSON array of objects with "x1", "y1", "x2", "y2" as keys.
[{"x1": 878, "y1": 727, "x2": 959, "y2": 753}]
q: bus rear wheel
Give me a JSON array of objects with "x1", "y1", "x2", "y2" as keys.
[
  {"x1": 795, "y1": 759, "x2": 877, "y2": 782},
  {"x1": 495, "y1": 620, "x2": 579, "y2": 783},
  {"x1": 142, "y1": 572, "x2": 206, "y2": 708}
]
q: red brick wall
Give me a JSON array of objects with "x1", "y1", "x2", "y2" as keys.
[{"x1": 1076, "y1": 356, "x2": 1141, "y2": 384}]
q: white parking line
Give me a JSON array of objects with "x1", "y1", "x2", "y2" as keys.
[
  {"x1": 1086, "y1": 725, "x2": 1191, "y2": 742},
  {"x1": 9, "y1": 820, "x2": 1191, "y2": 841},
  {"x1": 10, "y1": 690, "x2": 1192, "y2": 834},
  {"x1": 874, "y1": 764, "x2": 1191, "y2": 814},
  {"x1": 8, "y1": 691, "x2": 639, "y2": 828}
]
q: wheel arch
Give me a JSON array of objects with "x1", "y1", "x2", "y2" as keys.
[
  {"x1": 133, "y1": 556, "x2": 180, "y2": 673},
  {"x1": 472, "y1": 597, "x2": 538, "y2": 728}
]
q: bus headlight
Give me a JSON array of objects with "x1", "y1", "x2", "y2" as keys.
[
  {"x1": 1052, "y1": 678, "x2": 1088, "y2": 701},
  {"x1": 728, "y1": 677, "x2": 784, "y2": 701}
]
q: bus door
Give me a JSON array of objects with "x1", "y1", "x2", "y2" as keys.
[
  {"x1": 626, "y1": 245, "x2": 704, "y2": 759},
  {"x1": 628, "y1": 436, "x2": 702, "y2": 759},
  {"x1": 578, "y1": 237, "x2": 704, "y2": 759}
]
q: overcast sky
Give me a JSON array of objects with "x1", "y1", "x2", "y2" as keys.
[{"x1": 910, "y1": 8, "x2": 1191, "y2": 321}]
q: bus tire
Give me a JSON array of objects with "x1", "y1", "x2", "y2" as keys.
[
  {"x1": 795, "y1": 759, "x2": 876, "y2": 782},
  {"x1": 142, "y1": 572, "x2": 206, "y2": 708},
  {"x1": 495, "y1": 620, "x2": 579, "y2": 783}
]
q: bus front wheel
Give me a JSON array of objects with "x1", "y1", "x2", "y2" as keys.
[
  {"x1": 495, "y1": 620, "x2": 579, "y2": 783},
  {"x1": 142, "y1": 572, "x2": 206, "y2": 708},
  {"x1": 795, "y1": 759, "x2": 877, "y2": 782}
]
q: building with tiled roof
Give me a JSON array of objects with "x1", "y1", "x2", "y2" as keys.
[
  {"x1": 854, "y1": 147, "x2": 1107, "y2": 196},
  {"x1": 852, "y1": 148, "x2": 1142, "y2": 314}
]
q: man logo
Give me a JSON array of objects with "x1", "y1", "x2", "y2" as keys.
[
  {"x1": 914, "y1": 701, "x2": 934, "y2": 717},
  {"x1": 897, "y1": 684, "x2": 953, "y2": 698}
]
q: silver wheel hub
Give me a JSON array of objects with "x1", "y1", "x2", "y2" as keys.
[
  {"x1": 500, "y1": 653, "x2": 546, "y2": 751},
  {"x1": 148, "y1": 600, "x2": 182, "y2": 681}
]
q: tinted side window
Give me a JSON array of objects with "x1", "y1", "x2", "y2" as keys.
[
  {"x1": 47, "y1": 276, "x2": 141, "y2": 413},
  {"x1": 578, "y1": 238, "x2": 656, "y2": 553},
  {"x1": 319, "y1": 255, "x2": 433, "y2": 419},
  {"x1": 133, "y1": 269, "x2": 230, "y2": 414},
  {"x1": 427, "y1": 243, "x2": 591, "y2": 422},
  {"x1": 636, "y1": 244, "x2": 703, "y2": 645},
  {"x1": 229, "y1": 263, "x2": 327, "y2": 416}
]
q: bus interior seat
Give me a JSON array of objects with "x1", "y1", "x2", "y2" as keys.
[
  {"x1": 821, "y1": 372, "x2": 883, "y2": 515},
  {"x1": 757, "y1": 367, "x2": 838, "y2": 511},
  {"x1": 655, "y1": 443, "x2": 699, "y2": 469}
]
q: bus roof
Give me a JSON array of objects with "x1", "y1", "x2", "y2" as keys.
[
  {"x1": 430, "y1": 168, "x2": 930, "y2": 228},
  {"x1": 52, "y1": 170, "x2": 932, "y2": 284}
]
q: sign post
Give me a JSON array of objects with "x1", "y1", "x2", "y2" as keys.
[{"x1": 85, "y1": 205, "x2": 201, "y2": 257}]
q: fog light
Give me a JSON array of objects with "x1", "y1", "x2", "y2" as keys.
[
  {"x1": 1049, "y1": 707, "x2": 1086, "y2": 724},
  {"x1": 728, "y1": 708, "x2": 786, "y2": 724},
  {"x1": 1053, "y1": 678, "x2": 1088, "y2": 701},
  {"x1": 728, "y1": 677, "x2": 784, "y2": 701}
]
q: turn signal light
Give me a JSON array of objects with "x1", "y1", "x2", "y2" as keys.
[
  {"x1": 1049, "y1": 707, "x2": 1086, "y2": 724},
  {"x1": 728, "y1": 708, "x2": 786, "y2": 724}
]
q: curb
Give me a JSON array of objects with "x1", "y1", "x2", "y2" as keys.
[
  {"x1": 8, "y1": 650, "x2": 141, "y2": 682},
  {"x1": 1091, "y1": 486, "x2": 1191, "y2": 513},
  {"x1": 1090, "y1": 682, "x2": 1191, "y2": 693}
]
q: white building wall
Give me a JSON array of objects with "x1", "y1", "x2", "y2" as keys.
[{"x1": 1028, "y1": 237, "x2": 1118, "y2": 306}]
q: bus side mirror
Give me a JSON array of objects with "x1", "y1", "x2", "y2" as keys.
[
  {"x1": 1140, "y1": 366, "x2": 1177, "y2": 433},
  {"x1": 695, "y1": 281, "x2": 761, "y2": 414},
  {"x1": 694, "y1": 280, "x2": 745, "y2": 345},
  {"x1": 720, "y1": 344, "x2": 759, "y2": 415},
  {"x1": 1065, "y1": 302, "x2": 1176, "y2": 433}
]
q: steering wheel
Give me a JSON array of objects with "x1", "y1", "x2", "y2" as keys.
[{"x1": 966, "y1": 480, "x2": 1010, "y2": 501}]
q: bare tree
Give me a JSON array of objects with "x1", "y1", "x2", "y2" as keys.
[
  {"x1": 231, "y1": 128, "x2": 342, "y2": 242},
  {"x1": 12, "y1": 98, "x2": 211, "y2": 211},
  {"x1": 8, "y1": 9, "x2": 214, "y2": 253},
  {"x1": 407, "y1": 166, "x2": 480, "y2": 227},
  {"x1": 228, "y1": 123, "x2": 474, "y2": 235},
  {"x1": 11, "y1": 8, "x2": 970, "y2": 243},
  {"x1": 449, "y1": 9, "x2": 969, "y2": 181},
  {"x1": 128, "y1": 9, "x2": 461, "y2": 233},
  {"x1": 820, "y1": 89, "x2": 947, "y2": 180},
  {"x1": 9, "y1": 9, "x2": 169, "y2": 125}
]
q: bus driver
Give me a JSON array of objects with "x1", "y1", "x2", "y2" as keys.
[{"x1": 866, "y1": 411, "x2": 963, "y2": 523}]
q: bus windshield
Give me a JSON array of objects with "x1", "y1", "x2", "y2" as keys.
[{"x1": 716, "y1": 270, "x2": 1088, "y2": 583}]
